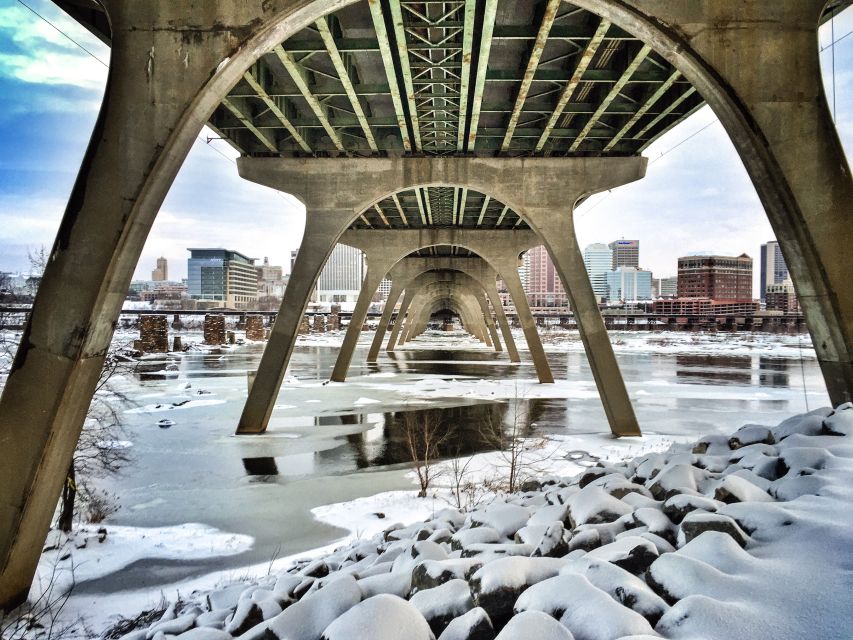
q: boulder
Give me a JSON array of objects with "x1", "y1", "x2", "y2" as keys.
[
  {"x1": 494, "y1": 610, "x2": 574, "y2": 639},
  {"x1": 411, "y1": 559, "x2": 483, "y2": 593},
  {"x1": 437, "y1": 607, "x2": 495, "y2": 640},
  {"x1": 320, "y1": 594, "x2": 433, "y2": 640},
  {"x1": 469, "y1": 557, "x2": 566, "y2": 629},
  {"x1": 678, "y1": 513, "x2": 749, "y2": 548},
  {"x1": 410, "y1": 579, "x2": 474, "y2": 636},
  {"x1": 585, "y1": 537, "x2": 659, "y2": 575}
]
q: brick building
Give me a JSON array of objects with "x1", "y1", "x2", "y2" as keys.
[{"x1": 677, "y1": 254, "x2": 753, "y2": 300}]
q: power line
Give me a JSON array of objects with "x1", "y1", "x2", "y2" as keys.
[
  {"x1": 578, "y1": 117, "x2": 720, "y2": 217},
  {"x1": 17, "y1": 0, "x2": 108, "y2": 67},
  {"x1": 16, "y1": 0, "x2": 298, "y2": 202}
]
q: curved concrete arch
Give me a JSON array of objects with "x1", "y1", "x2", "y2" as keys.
[{"x1": 567, "y1": 0, "x2": 853, "y2": 404}]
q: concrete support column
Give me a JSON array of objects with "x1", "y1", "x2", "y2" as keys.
[
  {"x1": 367, "y1": 281, "x2": 404, "y2": 362},
  {"x1": 239, "y1": 214, "x2": 354, "y2": 433},
  {"x1": 475, "y1": 291, "x2": 502, "y2": 352},
  {"x1": 0, "y1": 4, "x2": 255, "y2": 609},
  {"x1": 486, "y1": 286, "x2": 520, "y2": 362},
  {"x1": 574, "y1": 0, "x2": 853, "y2": 404},
  {"x1": 332, "y1": 249, "x2": 406, "y2": 381},
  {"x1": 497, "y1": 263, "x2": 554, "y2": 384},
  {"x1": 387, "y1": 290, "x2": 414, "y2": 352},
  {"x1": 524, "y1": 209, "x2": 640, "y2": 436}
]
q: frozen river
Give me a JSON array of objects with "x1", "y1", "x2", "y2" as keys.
[{"x1": 79, "y1": 329, "x2": 828, "y2": 593}]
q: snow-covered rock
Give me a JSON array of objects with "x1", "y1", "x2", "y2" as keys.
[
  {"x1": 436, "y1": 607, "x2": 494, "y2": 640},
  {"x1": 514, "y1": 573, "x2": 656, "y2": 639},
  {"x1": 494, "y1": 610, "x2": 573, "y2": 639},
  {"x1": 320, "y1": 594, "x2": 434, "y2": 640}
]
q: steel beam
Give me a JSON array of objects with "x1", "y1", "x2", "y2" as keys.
[
  {"x1": 368, "y1": 0, "x2": 412, "y2": 150},
  {"x1": 535, "y1": 18, "x2": 610, "y2": 153},
  {"x1": 634, "y1": 86, "x2": 697, "y2": 142},
  {"x1": 388, "y1": 0, "x2": 423, "y2": 149},
  {"x1": 455, "y1": 0, "x2": 477, "y2": 150},
  {"x1": 466, "y1": 0, "x2": 498, "y2": 150},
  {"x1": 221, "y1": 97, "x2": 278, "y2": 153},
  {"x1": 570, "y1": 44, "x2": 652, "y2": 151},
  {"x1": 316, "y1": 17, "x2": 379, "y2": 152},
  {"x1": 603, "y1": 70, "x2": 681, "y2": 152},
  {"x1": 242, "y1": 69, "x2": 311, "y2": 153},
  {"x1": 500, "y1": 0, "x2": 561, "y2": 152},
  {"x1": 274, "y1": 45, "x2": 346, "y2": 152}
]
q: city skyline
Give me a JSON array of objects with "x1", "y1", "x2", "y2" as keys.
[{"x1": 0, "y1": 2, "x2": 850, "y2": 299}]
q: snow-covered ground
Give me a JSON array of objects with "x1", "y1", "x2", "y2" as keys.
[{"x1": 7, "y1": 405, "x2": 852, "y2": 640}]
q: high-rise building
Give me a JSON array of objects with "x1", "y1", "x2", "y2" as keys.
[
  {"x1": 525, "y1": 245, "x2": 567, "y2": 307},
  {"x1": 583, "y1": 243, "x2": 613, "y2": 301},
  {"x1": 608, "y1": 239, "x2": 639, "y2": 269},
  {"x1": 759, "y1": 241, "x2": 788, "y2": 301},
  {"x1": 151, "y1": 256, "x2": 168, "y2": 281},
  {"x1": 677, "y1": 254, "x2": 753, "y2": 301},
  {"x1": 290, "y1": 250, "x2": 299, "y2": 274},
  {"x1": 606, "y1": 267, "x2": 653, "y2": 302},
  {"x1": 317, "y1": 244, "x2": 364, "y2": 303},
  {"x1": 377, "y1": 278, "x2": 392, "y2": 302},
  {"x1": 187, "y1": 248, "x2": 258, "y2": 309},
  {"x1": 766, "y1": 278, "x2": 799, "y2": 314},
  {"x1": 658, "y1": 276, "x2": 678, "y2": 298},
  {"x1": 257, "y1": 256, "x2": 285, "y2": 298}
]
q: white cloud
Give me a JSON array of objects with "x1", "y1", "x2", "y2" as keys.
[{"x1": 0, "y1": 3, "x2": 109, "y2": 91}]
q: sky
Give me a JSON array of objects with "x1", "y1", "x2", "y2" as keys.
[{"x1": 0, "y1": 0, "x2": 850, "y2": 297}]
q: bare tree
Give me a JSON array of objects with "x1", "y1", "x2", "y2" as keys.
[
  {"x1": 402, "y1": 409, "x2": 453, "y2": 498},
  {"x1": 57, "y1": 348, "x2": 135, "y2": 532},
  {"x1": 477, "y1": 394, "x2": 550, "y2": 494}
]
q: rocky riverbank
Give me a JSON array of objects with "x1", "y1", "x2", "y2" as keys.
[{"x1": 56, "y1": 405, "x2": 853, "y2": 639}]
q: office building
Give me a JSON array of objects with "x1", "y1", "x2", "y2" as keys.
[
  {"x1": 677, "y1": 254, "x2": 753, "y2": 301},
  {"x1": 317, "y1": 244, "x2": 364, "y2": 303},
  {"x1": 187, "y1": 248, "x2": 258, "y2": 309},
  {"x1": 760, "y1": 240, "x2": 789, "y2": 301},
  {"x1": 583, "y1": 243, "x2": 613, "y2": 301},
  {"x1": 525, "y1": 245, "x2": 567, "y2": 307},
  {"x1": 609, "y1": 239, "x2": 639, "y2": 269},
  {"x1": 766, "y1": 278, "x2": 799, "y2": 314},
  {"x1": 257, "y1": 256, "x2": 285, "y2": 298},
  {"x1": 151, "y1": 256, "x2": 168, "y2": 281},
  {"x1": 606, "y1": 267, "x2": 653, "y2": 302},
  {"x1": 658, "y1": 276, "x2": 678, "y2": 298}
]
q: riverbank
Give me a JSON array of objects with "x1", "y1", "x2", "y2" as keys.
[{"x1": 8, "y1": 404, "x2": 851, "y2": 639}]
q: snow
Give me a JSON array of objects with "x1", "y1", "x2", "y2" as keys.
[
  {"x1": 320, "y1": 594, "x2": 434, "y2": 640},
  {"x1": 515, "y1": 573, "x2": 657, "y2": 639},
  {"x1": 256, "y1": 574, "x2": 362, "y2": 640},
  {"x1": 409, "y1": 579, "x2": 473, "y2": 625},
  {"x1": 36, "y1": 524, "x2": 252, "y2": 594},
  {"x1": 494, "y1": 610, "x2": 575, "y2": 639},
  {"x1": 471, "y1": 557, "x2": 566, "y2": 594},
  {"x1": 125, "y1": 399, "x2": 226, "y2": 414},
  {"x1": 15, "y1": 404, "x2": 853, "y2": 640}
]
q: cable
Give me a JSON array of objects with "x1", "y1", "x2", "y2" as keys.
[
  {"x1": 16, "y1": 0, "x2": 255, "y2": 177},
  {"x1": 17, "y1": 0, "x2": 108, "y2": 67},
  {"x1": 831, "y1": 15, "x2": 837, "y2": 121},
  {"x1": 797, "y1": 328, "x2": 810, "y2": 412},
  {"x1": 578, "y1": 117, "x2": 720, "y2": 217},
  {"x1": 820, "y1": 27, "x2": 853, "y2": 51}
]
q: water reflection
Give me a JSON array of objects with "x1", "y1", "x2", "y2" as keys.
[
  {"x1": 758, "y1": 356, "x2": 790, "y2": 388},
  {"x1": 241, "y1": 399, "x2": 563, "y2": 479},
  {"x1": 675, "y1": 354, "x2": 752, "y2": 385}
]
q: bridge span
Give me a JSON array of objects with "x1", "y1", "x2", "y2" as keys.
[{"x1": 0, "y1": 0, "x2": 850, "y2": 610}]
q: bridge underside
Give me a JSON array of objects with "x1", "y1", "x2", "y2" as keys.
[{"x1": 0, "y1": 0, "x2": 850, "y2": 611}]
